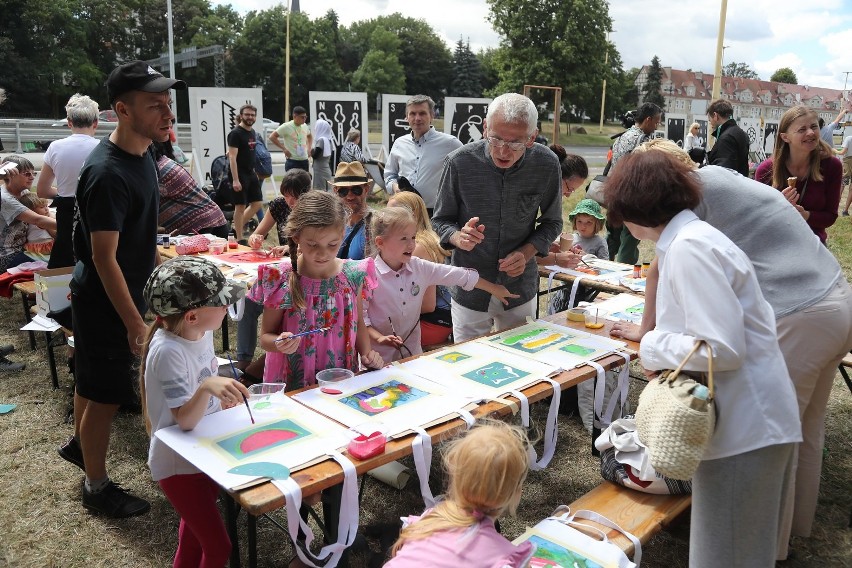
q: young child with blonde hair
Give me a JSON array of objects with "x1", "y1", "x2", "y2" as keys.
[
  {"x1": 18, "y1": 193, "x2": 56, "y2": 261},
  {"x1": 387, "y1": 420, "x2": 535, "y2": 567},
  {"x1": 249, "y1": 190, "x2": 383, "y2": 387},
  {"x1": 365, "y1": 206, "x2": 517, "y2": 362}
]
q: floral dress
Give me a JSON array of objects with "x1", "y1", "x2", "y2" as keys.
[{"x1": 248, "y1": 258, "x2": 377, "y2": 388}]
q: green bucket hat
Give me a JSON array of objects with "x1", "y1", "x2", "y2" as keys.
[
  {"x1": 144, "y1": 256, "x2": 246, "y2": 317},
  {"x1": 569, "y1": 198, "x2": 606, "y2": 222}
]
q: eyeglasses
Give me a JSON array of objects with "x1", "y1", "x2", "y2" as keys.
[
  {"x1": 486, "y1": 136, "x2": 528, "y2": 152},
  {"x1": 335, "y1": 186, "x2": 365, "y2": 197}
]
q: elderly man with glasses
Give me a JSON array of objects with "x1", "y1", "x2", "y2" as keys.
[{"x1": 432, "y1": 93, "x2": 564, "y2": 342}]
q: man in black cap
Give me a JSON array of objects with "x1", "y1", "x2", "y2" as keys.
[{"x1": 58, "y1": 61, "x2": 185, "y2": 518}]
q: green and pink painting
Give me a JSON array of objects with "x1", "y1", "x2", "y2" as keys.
[
  {"x1": 216, "y1": 419, "x2": 310, "y2": 460},
  {"x1": 526, "y1": 534, "x2": 605, "y2": 568},
  {"x1": 461, "y1": 362, "x2": 532, "y2": 387}
]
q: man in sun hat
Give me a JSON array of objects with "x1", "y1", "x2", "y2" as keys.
[
  {"x1": 60, "y1": 60, "x2": 185, "y2": 518},
  {"x1": 332, "y1": 161, "x2": 375, "y2": 259},
  {"x1": 144, "y1": 256, "x2": 246, "y2": 317}
]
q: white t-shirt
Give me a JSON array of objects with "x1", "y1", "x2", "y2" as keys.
[
  {"x1": 684, "y1": 132, "x2": 699, "y2": 151},
  {"x1": 840, "y1": 135, "x2": 852, "y2": 157},
  {"x1": 145, "y1": 328, "x2": 222, "y2": 481},
  {"x1": 43, "y1": 133, "x2": 100, "y2": 197}
]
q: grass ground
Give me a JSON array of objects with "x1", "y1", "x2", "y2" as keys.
[{"x1": 0, "y1": 188, "x2": 850, "y2": 567}]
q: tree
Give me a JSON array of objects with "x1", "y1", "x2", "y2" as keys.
[
  {"x1": 642, "y1": 56, "x2": 665, "y2": 108},
  {"x1": 723, "y1": 61, "x2": 760, "y2": 80},
  {"x1": 477, "y1": 48, "x2": 501, "y2": 95},
  {"x1": 486, "y1": 0, "x2": 615, "y2": 122},
  {"x1": 771, "y1": 67, "x2": 798, "y2": 85},
  {"x1": 450, "y1": 39, "x2": 483, "y2": 97},
  {"x1": 343, "y1": 14, "x2": 453, "y2": 101},
  {"x1": 352, "y1": 29, "x2": 405, "y2": 112}
]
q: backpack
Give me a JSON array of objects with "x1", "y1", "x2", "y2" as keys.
[
  {"x1": 254, "y1": 134, "x2": 273, "y2": 177},
  {"x1": 209, "y1": 155, "x2": 233, "y2": 207}
]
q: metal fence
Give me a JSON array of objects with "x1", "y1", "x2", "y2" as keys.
[{"x1": 0, "y1": 119, "x2": 194, "y2": 153}]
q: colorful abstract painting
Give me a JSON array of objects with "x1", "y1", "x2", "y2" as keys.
[
  {"x1": 526, "y1": 534, "x2": 605, "y2": 568},
  {"x1": 489, "y1": 326, "x2": 576, "y2": 354},
  {"x1": 436, "y1": 351, "x2": 471, "y2": 363},
  {"x1": 215, "y1": 419, "x2": 310, "y2": 460},
  {"x1": 209, "y1": 250, "x2": 273, "y2": 264},
  {"x1": 461, "y1": 361, "x2": 532, "y2": 387},
  {"x1": 610, "y1": 302, "x2": 645, "y2": 324},
  {"x1": 339, "y1": 380, "x2": 429, "y2": 416}
]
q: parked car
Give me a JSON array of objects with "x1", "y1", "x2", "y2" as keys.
[
  {"x1": 52, "y1": 109, "x2": 117, "y2": 127},
  {"x1": 262, "y1": 118, "x2": 279, "y2": 130}
]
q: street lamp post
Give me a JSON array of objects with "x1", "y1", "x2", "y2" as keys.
[{"x1": 599, "y1": 30, "x2": 612, "y2": 134}]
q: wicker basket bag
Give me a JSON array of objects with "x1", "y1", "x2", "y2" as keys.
[{"x1": 635, "y1": 340, "x2": 715, "y2": 480}]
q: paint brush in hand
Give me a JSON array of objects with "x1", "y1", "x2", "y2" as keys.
[
  {"x1": 227, "y1": 354, "x2": 254, "y2": 424},
  {"x1": 274, "y1": 327, "x2": 331, "y2": 342}
]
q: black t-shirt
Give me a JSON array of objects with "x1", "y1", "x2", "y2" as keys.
[
  {"x1": 227, "y1": 126, "x2": 257, "y2": 177},
  {"x1": 71, "y1": 138, "x2": 159, "y2": 313}
]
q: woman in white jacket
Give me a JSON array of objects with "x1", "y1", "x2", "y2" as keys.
[{"x1": 604, "y1": 150, "x2": 801, "y2": 568}]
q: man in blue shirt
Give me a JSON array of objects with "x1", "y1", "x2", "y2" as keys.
[{"x1": 819, "y1": 103, "x2": 850, "y2": 144}]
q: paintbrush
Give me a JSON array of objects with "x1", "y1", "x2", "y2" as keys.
[
  {"x1": 227, "y1": 354, "x2": 254, "y2": 424},
  {"x1": 274, "y1": 327, "x2": 331, "y2": 342}
]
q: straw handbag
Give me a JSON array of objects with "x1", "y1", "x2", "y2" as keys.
[{"x1": 635, "y1": 340, "x2": 715, "y2": 480}]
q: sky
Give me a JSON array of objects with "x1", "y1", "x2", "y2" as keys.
[{"x1": 219, "y1": 0, "x2": 852, "y2": 91}]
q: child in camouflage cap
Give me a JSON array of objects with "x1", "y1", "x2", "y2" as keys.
[{"x1": 139, "y1": 255, "x2": 248, "y2": 566}]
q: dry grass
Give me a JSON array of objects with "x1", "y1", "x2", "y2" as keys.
[{"x1": 0, "y1": 190, "x2": 850, "y2": 567}]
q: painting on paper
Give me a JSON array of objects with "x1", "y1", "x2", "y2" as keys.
[
  {"x1": 339, "y1": 380, "x2": 430, "y2": 416},
  {"x1": 215, "y1": 418, "x2": 311, "y2": 460}
]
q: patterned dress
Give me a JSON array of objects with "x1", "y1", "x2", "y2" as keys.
[{"x1": 248, "y1": 258, "x2": 377, "y2": 388}]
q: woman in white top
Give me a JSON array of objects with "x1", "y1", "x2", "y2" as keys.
[
  {"x1": 683, "y1": 121, "x2": 700, "y2": 151},
  {"x1": 311, "y1": 119, "x2": 334, "y2": 190},
  {"x1": 604, "y1": 150, "x2": 801, "y2": 568}
]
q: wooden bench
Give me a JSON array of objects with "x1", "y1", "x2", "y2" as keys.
[
  {"x1": 568, "y1": 481, "x2": 691, "y2": 558},
  {"x1": 838, "y1": 352, "x2": 852, "y2": 395}
]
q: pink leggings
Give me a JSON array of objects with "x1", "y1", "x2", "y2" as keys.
[{"x1": 159, "y1": 473, "x2": 232, "y2": 568}]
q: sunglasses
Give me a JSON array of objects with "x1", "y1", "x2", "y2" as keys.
[{"x1": 335, "y1": 186, "x2": 365, "y2": 197}]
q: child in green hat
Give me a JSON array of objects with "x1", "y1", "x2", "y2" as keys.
[{"x1": 568, "y1": 198, "x2": 608, "y2": 259}]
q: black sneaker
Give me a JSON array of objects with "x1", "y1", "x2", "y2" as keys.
[
  {"x1": 0, "y1": 344, "x2": 15, "y2": 357},
  {"x1": 58, "y1": 435, "x2": 85, "y2": 471},
  {"x1": 82, "y1": 479, "x2": 151, "y2": 518},
  {"x1": 0, "y1": 358, "x2": 25, "y2": 372}
]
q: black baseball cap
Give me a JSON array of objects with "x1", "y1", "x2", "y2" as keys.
[{"x1": 107, "y1": 61, "x2": 187, "y2": 103}]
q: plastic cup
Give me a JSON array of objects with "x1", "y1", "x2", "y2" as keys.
[
  {"x1": 567, "y1": 307, "x2": 587, "y2": 322},
  {"x1": 209, "y1": 239, "x2": 226, "y2": 255},
  {"x1": 316, "y1": 368, "x2": 355, "y2": 388},
  {"x1": 584, "y1": 308, "x2": 607, "y2": 329},
  {"x1": 248, "y1": 382, "x2": 286, "y2": 398}
]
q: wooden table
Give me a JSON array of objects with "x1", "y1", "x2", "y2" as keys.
[
  {"x1": 226, "y1": 312, "x2": 638, "y2": 567},
  {"x1": 536, "y1": 267, "x2": 640, "y2": 317}
]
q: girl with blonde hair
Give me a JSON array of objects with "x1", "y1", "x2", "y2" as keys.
[
  {"x1": 387, "y1": 421, "x2": 535, "y2": 567},
  {"x1": 755, "y1": 105, "x2": 842, "y2": 243},
  {"x1": 365, "y1": 206, "x2": 515, "y2": 362}
]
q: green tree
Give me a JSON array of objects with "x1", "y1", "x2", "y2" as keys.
[
  {"x1": 477, "y1": 47, "x2": 501, "y2": 95},
  {"x1": 343, "y1": 14, "x2": 452, "y2": 100},
  {"x1": 642, "y1": 56, "x2": 665, "y2": 108},
  {"x1": 352, "y1": 29, "x2": 405, "y2": 112},
  {"x1": 723, "y1": 61, "x2": 760, "y2": 79},
  {"x1": 771, "y1": 67, "x2": 798, "y2": 84},
  {"x1": 450, "y1": 39, "x2": 483, "y2": 97},
  {"x1": 486, "y1": 0, "x2": 615, "y2": 121}
]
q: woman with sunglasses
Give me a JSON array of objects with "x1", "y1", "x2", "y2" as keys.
[
  {"x1": 332, "y1": 161, "x2": 375, "y2": 260},
  {"x1": 0, "y1": 155, "x2": 57, "y2": 271}
]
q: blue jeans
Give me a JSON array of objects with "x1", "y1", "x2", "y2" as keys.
[{"x1": 236, "y1": 297, "x2": 264, "y2": 362}]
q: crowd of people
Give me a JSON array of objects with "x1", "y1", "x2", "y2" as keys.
[{"x1": 1, "y1": 57, "x2": 850, "y2": 568}]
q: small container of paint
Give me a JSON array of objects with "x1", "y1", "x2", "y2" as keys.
[
  {"x1": 633, "y1": 264, "x2": 641, "y2": 278},
  {"x1": 641, "y1": 262, "x2": 650, "y2": 278},
  {"x1": 347, "y1": 423, "x2": 388, "y2": 460}
]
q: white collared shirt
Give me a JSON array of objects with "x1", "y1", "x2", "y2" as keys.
[
  {"x1": 365, "y1": 254, "x2": 478, "y2": 362},
  {"x1": 384, "y1": 127, "x2": 462, "y2": 208},
  {"x1": 639, "y1": 210, "x2": 801, "y2": 460}
]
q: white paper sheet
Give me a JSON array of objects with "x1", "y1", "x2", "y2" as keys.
[
  {"x1": 155, "y1": 392, "x2": 349, "y2": 490},
  {"x1": 292, "y1": 366, "x2": 472, "y2": 437},
  {"x1": 542, "y1": 257, "x2": 633, "y2": 281}
]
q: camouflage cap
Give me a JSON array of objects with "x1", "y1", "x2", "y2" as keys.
[{"x1": 144, "y1": 256, "x2": 246, "y2": 317}]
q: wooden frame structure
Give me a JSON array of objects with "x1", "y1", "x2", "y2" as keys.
[{"x1": 523, "y1": 85, "x2": 562, "y2": 144}]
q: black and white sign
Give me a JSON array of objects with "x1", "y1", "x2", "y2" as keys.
[
  {"x1": 188, "y1": 87, "x2": 263, "y2": 186},
  {"x1": 665, "y1": 114, "x2": 686, "y2": 147},
  {"x1": 309, "y1": 91, "x2": 369, "y2": 166},
  {"x1": 382, "y1": 94, "x2": 412, "y2": 155},
  {"x1": 444, "y1": 97, "x2": 492, "y2": 144}
]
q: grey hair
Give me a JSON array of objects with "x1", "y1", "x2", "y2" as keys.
[
  {"x1": 65, "y1": 93, "x2": 99, "y2": 128},
  {"x1": 487, "y1": 93, "x2": 537, "y2": 135},
  {"x1": 406, "y1": 94, "x2": 436, "y2": 116},
  {"x1": 346, "y1": 128, "x2": 361, "y2": 142}
]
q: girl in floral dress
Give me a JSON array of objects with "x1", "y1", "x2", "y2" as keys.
[{"x1": 249, "y1": 190, "x2": 383, "y2": 388}]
